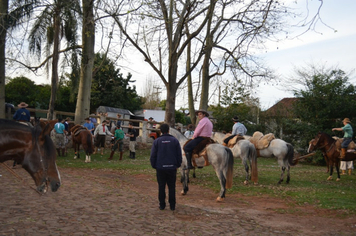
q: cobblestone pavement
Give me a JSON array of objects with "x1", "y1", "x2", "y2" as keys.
[{"x1": 0, "y1": 162, "x2": 355, "y2": 236}]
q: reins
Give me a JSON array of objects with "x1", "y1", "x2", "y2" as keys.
[
  {"x1": 315, "y1": 135, "x2": 336, "y2": 154},
  {"x1": 0, "y1": 162, "x2": 44, "y2": 195}
]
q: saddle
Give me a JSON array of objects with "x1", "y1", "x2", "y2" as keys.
[
  {"x1": 71, "y1": 125, "x2": 87, "y2": 136},
  {"x1": 184, "y1": 137, "x2": 215, "y2": 167},
  {"x1": 224, "y1": 134, "x2": 245, "y2": 148},
  {"x1": 249, "y1": 131, "x2": 275, "y2": 150},
  {"x1": 333, "y1": 137, "x2": 356, "y2": 152}
]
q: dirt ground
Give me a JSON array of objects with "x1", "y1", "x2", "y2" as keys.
[{"x1": 0, "y1": 161, "x2": 355, "y2": 236}]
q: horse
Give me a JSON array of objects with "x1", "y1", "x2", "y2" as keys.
[
  {"x1": 169, "y1": 128, "x2": 234, "y2": 202},
  {"x1": 0, "y1": 119, "x2": 61, "y2": 193},
  {"x1": 308, "y1": 132, "x2": 356, "y2": 181},
  {"x1": 211, "y1": 132, "x2": 258, "y2": 185},
  {"x1": 70, "y1": 125, "x2": 94, "y2": 163}
]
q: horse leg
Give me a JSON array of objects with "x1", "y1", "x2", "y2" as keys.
[
  {"x1": 278, "y1": 166, "x2": 286, "y2": 184},
  {"x1": 243, "y1": 159, "x2": 249, "y2": 185},
  {"x1": 286, "y1": 166, "x2": 291, "y2": 184},
  {"x1": 327, "y1": 165, "x2": 333, "y2": 181},
  {"x1": 180, "y1": 169, "x2": 189, "y2": 195},
  {"x1": 73, "y1": 142, "x2": 78, "y2": 159},
  {"x1": 216, "y1": 171, "x2": 226, "y2": 202},
  {"x1": 335, "y1": 162, "x2": 340, "y2": 181},
  {"x1": 192, "y1": 168, "x2": 196, "y2": 178}
]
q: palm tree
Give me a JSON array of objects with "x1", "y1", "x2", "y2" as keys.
[{"x1": 28, "y1": 0, "x2": 81, "y2": 119}]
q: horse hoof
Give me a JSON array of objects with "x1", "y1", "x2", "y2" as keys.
[
  {"x1": 336, "y1": 178, "x2": 340, "y2": 181},
  {"x1": 327, "y1": 176, "x2": 332, "y2": 181},
  {"x1": 243, "y1": 180, "x2": 248, "y2": 185},
  {"x1": 180, "y1": 191, "x2": 186, "y2": 195},
  {"x1": 216, "y1": 197, "x2": 224, "y2": 202},
  {"x1": 74, "y1": 156, "x2": 77, "y2": 159},
  {"x1": 254, "y1": 182, "x2": 258, "y2": 185}
]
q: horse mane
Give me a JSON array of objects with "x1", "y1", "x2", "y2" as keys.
[
  {"x1": 318, "y1": 132, "x2": 335, "y2": 143},
  {"x1": 0, "y1": 119, "x2": 32, "y2": 132}
]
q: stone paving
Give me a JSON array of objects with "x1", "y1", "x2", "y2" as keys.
[{"x1": 0, "y1": 162, "x2": 355, "y2": 236}]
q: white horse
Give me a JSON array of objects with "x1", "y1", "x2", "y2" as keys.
[
  {"x1": 169, "y1": 128, "x2": 234, "y2": 202},
  {"x1": 211, "y1": 132, "x2": 258, "y2": 185}
]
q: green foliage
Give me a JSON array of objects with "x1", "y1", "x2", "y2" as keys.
[
  {"x1": 220, "y1": 80, "x2": 250, "y2": 106},
  {"x1": 90, "y1": 53, "x2": 144, "y2": 112},
  {"x1": 5, "y1": 76, "x2": 44, "y2": 108},
  {"x1": 293, "y1": 69, "x2": 356, "y2": 146},
  {"x1": 175, "y1": 110, "x2": 186, "y2": 125}
]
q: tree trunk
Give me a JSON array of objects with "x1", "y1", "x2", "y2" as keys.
[
  {"x1": 186, "y1": 40, "x2": 196, "y2": 125},
  {"x1": 74, "y1": 0, "x2": 95, "y2": 124},
  {"x1": 0, "y1": 0, "x2": 8, "y2": 119},
  {"x1": 48, "y1": 10, "x2": 61, "y2": 120}
]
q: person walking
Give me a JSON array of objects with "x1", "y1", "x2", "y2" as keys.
[
  {"x1": 126, "y1": 122, "x2": 138, "y2": 159},
  {"x1": 109, "y1": 124, "x2": 125, "y2": 160},
  {"x1": 93, "y1": 120, "x2": 113, "y2": 155},
  {"x1": 54, "y1": 118, "x2": 67, "y2": 157},
  {"x1": 332, "y1": 118, "x2": 353, "y2": 159},
  {"x1": 150, "y1": 123, "x2": 182, "y2": 211},
  {"x1": 13, "y1": 102, "x2": 31, "y2": 125},
  {"x1": 183, "y1": 109, "x2": 213, "y2": 169},
  {"x1": 223, "y1": 116, "x2": 247, "y2": 146}
]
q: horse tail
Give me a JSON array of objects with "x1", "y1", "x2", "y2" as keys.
[
  {"x1": 225, "y1": 147, "x2": 234, "y2": 189},
  {"x1": 287, "y1": 143, "x2": 298, "y2": 166},
  {"x1": 87, "y1": 132, "x2": 93, "y2": 154},
  {"x1": 249, "y1": 144, "x2": 258, "y2": 183}
]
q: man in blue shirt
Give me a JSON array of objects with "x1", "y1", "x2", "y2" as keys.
[
  {"x1": 150, "y1": 123, "x2": 182, "y2": 211},
  {"x1": 223, "y1": 116, "x2": 247, "y2": 146},
  {"x1": 83, "y1": 117, "x2": 95, "y2": 134},
  {"x1": 54, "y1": 118, "x2": 67, "y2": 157},
  {"x1": 13, "y1": 102, "x2": 31, "y2": 125}
]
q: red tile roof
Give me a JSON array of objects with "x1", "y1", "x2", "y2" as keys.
[{"x1": 264, "y1": 97, "x2": 299, "y2": 118}]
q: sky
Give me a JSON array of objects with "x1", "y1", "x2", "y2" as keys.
[
  {"x1": 14, "y1": 0, "x2": 356, "y2": 111},
  {"x1": 119, "y1": 0, "x2": 356, "y2": 110}
]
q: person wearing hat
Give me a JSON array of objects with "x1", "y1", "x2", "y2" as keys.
[
  {"x1": 93, "y1": 120, "x2": 113, "y2": 155},
  {"x1": 332, "y1": 118, "x2": 353, "y2": 160},
  {"x1": 83, "y1": 117, "x2": 95, "y2": 135},
  {"x1": 13, "y1": 102, "x2": 31, "y2": 123},
  {"x1": 223, "y1": 116, "x2": 247, "y2": 146},
  {"x1": 116, "y1": 114, "x2": 122, "y2": 128},
  {"x1": 109, "y1": 124, "x2": 125, "y2": 161},
  {"x1": 183, "y1": 109, "x2": 213, "y2": 169},
  {"x1": 126, "y1": 122, "x2": 138, "y2": 159}
]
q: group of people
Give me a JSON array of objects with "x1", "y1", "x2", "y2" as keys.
[{"x1": 11, "y1": 101, "x2": 355, "y2": 211}]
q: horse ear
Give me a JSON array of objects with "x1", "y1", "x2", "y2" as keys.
[{"x1": 41, "y1": 123, "x2": 53, "y2": 137}]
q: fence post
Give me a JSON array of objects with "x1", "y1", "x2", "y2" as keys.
[{"x1": 142, "y1": 121, "x2": 147, "y2": 143}]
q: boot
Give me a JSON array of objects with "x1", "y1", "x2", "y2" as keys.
[
  {"x1": 348, "y1": 169, "x2": 352, "y2": 175},
  {"x1": 222, "y1": 142, "x2": 227, "y2": 146},
  {"x1": 185, "y1": 152, "x2": 194, "y2": 169},
  {"x1": 340, "y1": 148, "x2": 347, "y2": 159},
  {"x1": 85, "y1": 156, "x2": 89, "y2": 163},
  {"x1": 101, "y1": 147, "x2": 104, "y2": 155},
  {"x1": 61, "y1": 148, "x2": 65, "y2": 157},
  {"x1": 88, "y1": 156, "x2": 91, "y2": 163},
  {"x1": 108, "y1": 151, "x2": 115, "y2": 160},
  {"x1": 93, "y1": 147, "x2": 98, "y2": 155},
  {"x1": 119, "y1": 152, "x2": 123, "y2": 160},
  {"x1": 56, "y1": 148, "x2": 61, "y2": 157},
  {"x1": 132, "y1": 152, "x2": 136, "y2": 159},
  {"x1": 129, "y1": 151, "x2": 133, "y2": 159},
  {"x1": 341, "y1": 170, "x2": 346, "y2": 175}
]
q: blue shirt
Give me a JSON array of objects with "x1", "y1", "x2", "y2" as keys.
[
  {"x1": 54, "y1": 122, "x2": 65, "y2": 134},
  {"x1": 83, "y1": 122, "x2": 95, "y2": 134},
  {"x1": 232, "y1": 122, "x2": 247, "y2": 136},
  {"x1": 13, "y1": 108, "x2": 30, "y2": 122}
]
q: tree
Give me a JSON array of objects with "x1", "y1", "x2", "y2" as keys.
[
  {"x1": 5, "y1": 76, "x2": 40, "y2": 107},
  {"x1": 90, "y1": 53, "x2": 143, "y2": 112},
  {"x1": 294, "y1": 68, "x2": 356, "y2": 132},
  {"x1": 28, "y1": 0, "x2": 81, "y2": 120},
  {"x1": 74, "y1": 0, "x2": 94, "y2": 124},
  {"x1": 0, "y1": 0, "x2": 40, "y2": 118}
]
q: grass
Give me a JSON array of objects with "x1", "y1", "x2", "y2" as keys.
[{"x1": 57, "y1": 148, "x2": 356, "y2": 214}]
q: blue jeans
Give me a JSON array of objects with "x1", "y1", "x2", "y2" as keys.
[
  {"x1": 183, "y1": 137, "x2": 205, "y2": 153},
  {"x1": 341, "y1": 137, "x2": 352, "y2": 148}
]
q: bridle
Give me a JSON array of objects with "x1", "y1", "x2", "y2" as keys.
[{"x1": 314, "y1": 135, "x2": 336, "y2": 154}]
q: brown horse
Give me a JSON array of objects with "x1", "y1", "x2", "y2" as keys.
[
  {"x1": 0, "y1": 119, "x2": 61, "y2": 193},
  {"x1": 308, "y1": 132, "x2": 342, "y2": 181},
  {"x1": 70, "y1": 125, "x2": 94, "y2": 163}
]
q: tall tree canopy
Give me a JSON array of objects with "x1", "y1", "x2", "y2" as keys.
[{"x1": 90, "y1": 53, "x2": 143, "y2": 112}]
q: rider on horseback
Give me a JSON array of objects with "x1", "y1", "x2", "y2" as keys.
[
  {"x1": 183, "y1": 109, "x2": 213, "y2": 169},
  {"x1": 223, "y1": 116, "x2": 247, "y2": 146},
  {"x1": 332, "y1": 118, "x2": 353, "y2": 159}
]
